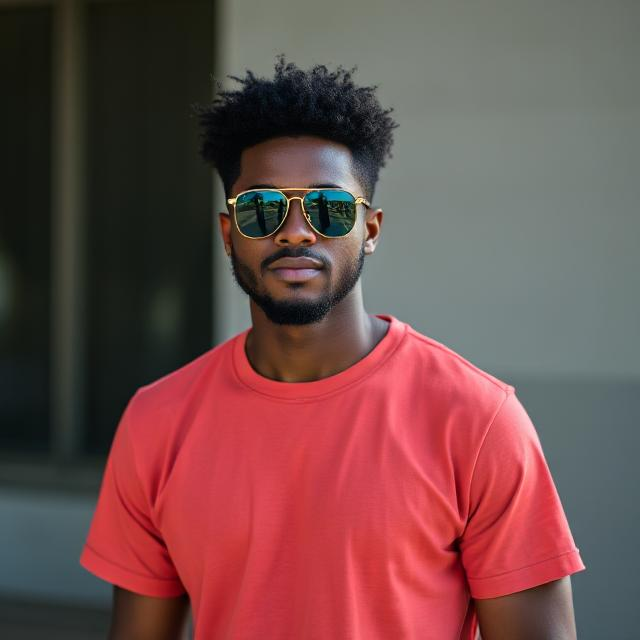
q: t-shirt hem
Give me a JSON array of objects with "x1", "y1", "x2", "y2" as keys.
[
  {"x1": 79, "y1": 544, "x2": 187, "y2": 598},
  {"x1": 468, "y1": 548, "x2": 586, "y2": 599}
]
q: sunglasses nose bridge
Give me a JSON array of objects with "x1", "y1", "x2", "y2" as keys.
[
  {"x1": 287, "y1": 195, "x2": 305, "y2": 209},
  {"x1": 271, "y1": 194, "x2": 318, "y2": 243},
  {"x1": 281, "y1": 195, "x2": 312, "y2": 227}
]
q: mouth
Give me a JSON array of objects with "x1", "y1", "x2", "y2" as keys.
[
  {"x1": 267, "y1": 255, "x2": 325, "y2": 283},
  {"x1": 269, "y1": 267, "x2": 323, "y2": 283}
]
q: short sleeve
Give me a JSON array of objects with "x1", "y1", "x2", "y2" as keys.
[
  {"x1": 79, "y1": 395, "x2": 186, "y2": 597},
  {"x1": 459, "y1": 389, "x2": 586, "y2": 599}
]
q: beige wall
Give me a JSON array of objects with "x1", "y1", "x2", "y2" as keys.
[{"x1": 214, "y1": 0, "x2": 640, "y2": 378}]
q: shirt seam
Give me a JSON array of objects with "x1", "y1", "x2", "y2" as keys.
[
  {"x1": 231, "y1": 322, "x2": 409, "y2": 403},
  {"x1": 460, "y1": 387, "x2": 515, "y2": 533},
  {"x1": 83, "y1": 542, "x2": 183, "y2": 583},
  {"x1": 467, "y1": 548, "x2": 581, "y2": 581},
  {"x1": 405, "y1": 328, "x2": 513, "y2": 393},
  {"x1": 123, "y1": 393, "x2": 167, "y2": 533}
]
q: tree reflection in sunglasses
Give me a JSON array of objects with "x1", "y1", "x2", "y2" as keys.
[{"x1": 245, "y1": 191, "x2": 353, "y2": 236}]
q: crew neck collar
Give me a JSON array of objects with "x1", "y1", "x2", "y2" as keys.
[{"x1": 232, "y1": 314, "x2": 407, "y2": 402}]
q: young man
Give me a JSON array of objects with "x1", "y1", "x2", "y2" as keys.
[{"x1": 80, "y1": 57, "x2": 586, "y2": 639}]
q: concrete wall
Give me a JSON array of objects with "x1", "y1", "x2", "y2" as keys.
[
  {"x1": 0, "y1": 487, "x2": 107, "y2": 606},
  {"x1": 213, "y1": 1, "x2": 640, "y2": 638}
]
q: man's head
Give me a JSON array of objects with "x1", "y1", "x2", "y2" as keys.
[{"x1": 193, "y1": 57, "x2": 397, "y2": 326}]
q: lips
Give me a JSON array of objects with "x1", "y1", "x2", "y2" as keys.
[
  {"x1": 268, "y1": 257, "x2": 324, "y2": 283},
  {"x1": 268, "y1": 257, "x2": 324, "y2": 270}
]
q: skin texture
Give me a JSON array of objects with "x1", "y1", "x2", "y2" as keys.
[
  {"x1": 107, "y1": 135, "x2": 579, "y2": 638},
  {"x1": 474, "y1": 575, "x2": 578, "y2": 639},
  {"x1": 107, "y1": 586, "x2": 190, "y2": 639}
]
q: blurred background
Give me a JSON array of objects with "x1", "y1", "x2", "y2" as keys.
[{"x1": 0, "y1": 0, "x2": 638, "y2": 638}]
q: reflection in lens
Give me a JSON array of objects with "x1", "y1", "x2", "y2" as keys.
[
  {"x1": 236, "y1": 191, "x2": 287, "y2": 238},
  {"x1": 304, "y1": 190, "x2": 356, "y2": 237}
]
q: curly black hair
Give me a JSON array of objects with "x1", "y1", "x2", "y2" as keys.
[{"x1": 192, "y1": 55, "x2": 398, "y2": 201}]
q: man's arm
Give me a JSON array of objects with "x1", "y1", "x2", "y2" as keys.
[
  {"x1": 107, "y1": 585, "x2": 191, "y2": 640},
  {"x1": 474, "y1": 576, "x2": 578, "y2": 640}
]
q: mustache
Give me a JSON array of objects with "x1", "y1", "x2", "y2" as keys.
[{"x1": 264, "y1": 248, "x2": 327, "y2": 269}]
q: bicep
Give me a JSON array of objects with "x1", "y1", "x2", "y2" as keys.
[
  {"x1": 474, "y1": 576, "x2": 577, "y2": 640},
  {"x1": 108, "y1": 585, "x2": 191, "y2": 640}
]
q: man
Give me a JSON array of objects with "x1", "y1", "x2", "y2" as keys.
[{"x1": 80, "y1": 57, "x2": 586, "y2": 639}]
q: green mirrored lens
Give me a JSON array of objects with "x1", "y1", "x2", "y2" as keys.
[
  {"x1": 236, "y1": 190, "x2": 287, "y2": 237},
  {"x1": 303, "y1": 190, "x2": 356, "y2": 237}
]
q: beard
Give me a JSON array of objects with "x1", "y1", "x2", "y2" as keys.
[{"x1": 228, "y1": 241, "x2": 366, "y2": 326}]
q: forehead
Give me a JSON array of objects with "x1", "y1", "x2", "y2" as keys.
[{"x1": 233, "y1": 136, "x2": 361, "y2": 193}]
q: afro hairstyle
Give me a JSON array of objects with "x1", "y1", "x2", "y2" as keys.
[{"x1": 192, "y1": 55, "x2": 398, "y2": 201}]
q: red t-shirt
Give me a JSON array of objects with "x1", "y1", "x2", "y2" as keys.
[{"x1": 80, "y1": 313, "x2": 585, "y2": 639}]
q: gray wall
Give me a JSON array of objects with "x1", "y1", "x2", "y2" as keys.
[
  {"x1": 0, "y1": 487, "x2": 106, "y2": 606},
  {"x1": 213, "y1": 1, "x2": 640, "y2": 638}
]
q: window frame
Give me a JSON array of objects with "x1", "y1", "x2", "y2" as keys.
[{"x1": 0, "y1": 0, "x2": 218, "y2": 487}]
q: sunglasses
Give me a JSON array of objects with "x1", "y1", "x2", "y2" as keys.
[{"x1": 226, "y1": 188, "x2": 370, "y2": 239}]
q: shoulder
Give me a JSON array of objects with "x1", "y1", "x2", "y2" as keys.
[
  {"x1": 388, "y1": 319, "x2": 520, "y2": 473},
  {"x1": 121, "y1": 332, "x2": 241, "y2": 456},
  {"x1": 135, "y1": 338, "x2": 231, "y2": 409},
  {"x1": 398, "y1": 321, "x2": 514, "y2": 409}
]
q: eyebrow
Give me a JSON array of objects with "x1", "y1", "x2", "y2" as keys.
[{"x1": 245, "y1": 183, "x2": 343, "y2": 190}]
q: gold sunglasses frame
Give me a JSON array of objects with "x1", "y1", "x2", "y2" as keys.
[{"x1": 226, "y1": 187, "x2": 370, "y2": 240}]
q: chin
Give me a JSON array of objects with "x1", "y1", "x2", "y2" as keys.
[{"x1": 255, "y1": 296, "x2": 333, "y2": 325}]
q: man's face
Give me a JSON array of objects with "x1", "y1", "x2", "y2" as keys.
[{"x1": 219, "y1": 135, "x2": 380, "y2": 326}]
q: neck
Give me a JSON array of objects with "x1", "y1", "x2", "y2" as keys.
[{"x1": 245, "y1": 293, "x2": 389, "y2": 383}]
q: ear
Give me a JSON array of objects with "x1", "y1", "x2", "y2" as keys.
[
  {"x1": 363, "y1": 207, "x2": 383, "y2": 255},
  {"x1": 218, "y1": 211, "x2": 232, "y2": 256}
]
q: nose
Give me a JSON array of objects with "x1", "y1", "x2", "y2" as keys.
[{"x1": 273, "y1": 196, "x2": 317, "y2": 245}]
